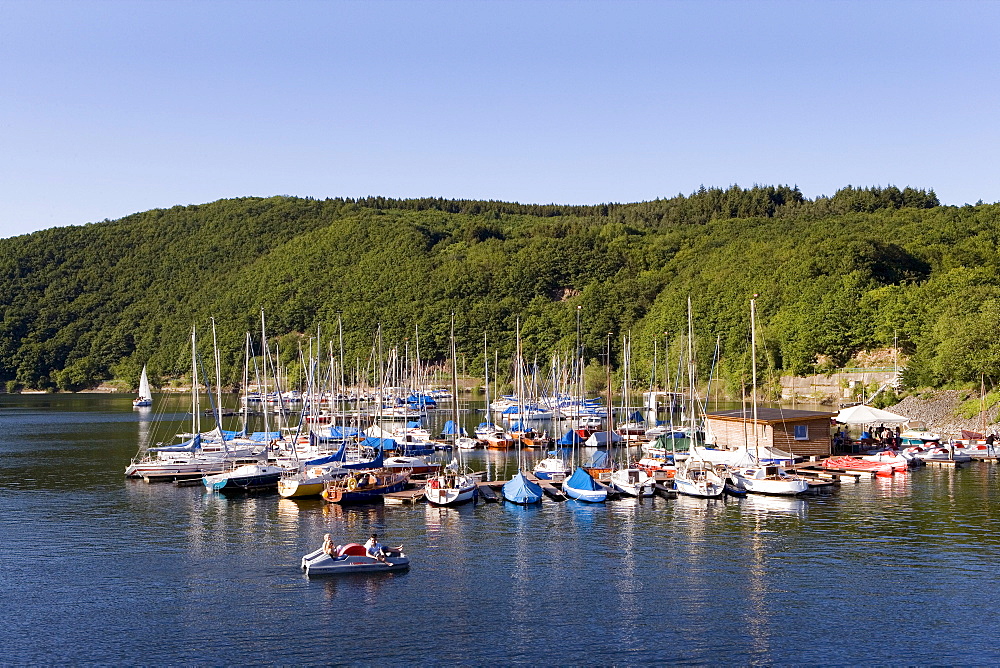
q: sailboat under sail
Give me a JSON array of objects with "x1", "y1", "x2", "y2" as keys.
[{"x1": 133, "y1": 365, "x2": 152, "y2": 407}]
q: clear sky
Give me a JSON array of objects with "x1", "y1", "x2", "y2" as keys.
[{"x1": 1, "y1": 0, "x2": 998, "y2": 238}]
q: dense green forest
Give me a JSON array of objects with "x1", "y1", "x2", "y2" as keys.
[{"x1": 1, "y1": 184, "x2": 997, "y2": 395}]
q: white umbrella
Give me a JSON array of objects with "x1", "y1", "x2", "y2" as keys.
[{"x1": 836, "y1": 404, "x2": 909, "y2": 425}]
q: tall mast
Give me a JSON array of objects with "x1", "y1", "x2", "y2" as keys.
[
  {"x1": 483, "y1": 331, "x2": 490, "y2": 422},
  {"x1": 605, "y1": 332, "x2": 612, "y2": 456},
  {"x1": 211, "y1": 317, "x2": 223, "y2": 436},
  {"x1": 451, "y1": 313, "x2": 460, "y2": 454},
  {"x1": 687, "y1": 297, "x2": 695, "y2": 435},
  {"x1": 242, "y1": 332, "x2": 251, "y2": 434},
  {"x1": 515, "y1": 316, "x2": 524, "y2": 469},
  {"x1": 260, "y1": 310, "x2": 270, "y2": 451},
  {"x1": 750, "y1": 296, "x2": 759, "y2": 459},
  {"x1": 191, "y1": 325, "x2": 199, "y2": 436}
]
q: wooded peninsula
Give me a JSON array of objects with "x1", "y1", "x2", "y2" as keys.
[{"x1": 1, "y1": 185, "x2": 996, "y2": 400}]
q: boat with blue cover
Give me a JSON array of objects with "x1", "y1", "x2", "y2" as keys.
[
  {"x1": 502, "y1": 470, "x2": 543, "y2": 505},
  {"x1": 562, "y1": 466, "x2": 607, "y2": 502}
]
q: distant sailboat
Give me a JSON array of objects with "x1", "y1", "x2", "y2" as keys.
[{"x1": 132, "y1": 365, "x2": 152, "y2": 407}]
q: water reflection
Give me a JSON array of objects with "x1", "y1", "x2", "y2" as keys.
[
  {"x1": 739, "y1": 494, "x2": 808, "y2": 519},
  {"x1": 745, "y1": 514, "x2": 771, "y2": 660},
  {"x1": 9, "y1": 395, "x2": 1000, "y2": 664}
]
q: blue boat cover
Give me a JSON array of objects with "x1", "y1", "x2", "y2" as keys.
[
  {"x1": 502, "y1": 470, "x2": 542, "y2": 504},
  {"x1": 303, "y1": 439, "x2": 347, "y2": 466},
  {"x1": 557, "y1": 430, "x2": 585, "y2": 446},
  {"x1": 565, "y1": 466, "x2": 601, "y2": 491},
  {"x1": 342, "y1": 449, "x2": 384, "y2": 469},
  {"x1": 150, "y1": 434, "x2": 201, "y2": 452},
  {"x1": 627, "y1": 410, "x2": 644, "y2": 423},
  {"x1": 405, "y1": 420, "x2": 423, "y2": 429},
  {"x1": 441, "y1": 420, "x2": 467, "y2": 436},
  {"x1": 360, "y1": 436, "x2": 397, "y2": 451},
  {"x1": 326, "y1": 426, "x2": 361, "y2": 439},
  {"x1": 249, "y1": 431, "x2": 281, "y2": 442},
  {"x1": 406, "y1": 394, "x2": 437, "y2": 407},
  {"x1": 584, "y1": 450, "x2": 610, "y2": 468}
]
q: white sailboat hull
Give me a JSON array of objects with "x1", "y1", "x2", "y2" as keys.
[
  {"x1": 423, "y1": 477, "x2": 478, "y2": 506},
  {"x1": 730, "y1": 468, "x2": 809, "y2": 496},
  {"x1": 609, "y1": 468, "x2": 655, "y2": 497},
  {"x1": 673, "y1": 476, "x2": 724, "y2": 498}
]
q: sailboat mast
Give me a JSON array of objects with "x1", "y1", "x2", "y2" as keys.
[
  {"x1": 750, "y1": 297, "x2": 759, "y2": 459},
  {"x1": 451, "y1": 314, "x2": 460, "y2": 454},
  {"x1": 191, "y1": 326, "x2": 199, "y2": 436},
  {"x1": 260, "y1": 310, "x2": 270, "y2": 453},
  {"x1": 483, "y1": 332, "x2": 490, "y2": 420},
  {"x1": 605, "y1": 332, "x2": 612, "y2": 456},
  {"x1": 515, "y1": 316, "x2": 524, "y2": 470},
  {"x1": 211, "y1": 317, "x2": 223, "y2": 435}
]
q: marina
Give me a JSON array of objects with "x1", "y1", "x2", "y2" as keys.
[{"x1": 3, "y1": 393, "x2": 1000, "y2": 663}]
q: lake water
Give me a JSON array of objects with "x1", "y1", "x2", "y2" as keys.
[{"x1": 2, "y1": 394, "x2": 1000, "y2": 664}]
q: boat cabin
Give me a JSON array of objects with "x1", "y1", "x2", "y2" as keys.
[{"x1": 705, "y1": 408, "x2": 834, "y2": 457}]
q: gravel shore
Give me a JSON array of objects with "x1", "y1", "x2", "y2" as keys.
[{"x1": 888, "y1": 390, "x2": 996, "y2": 436}]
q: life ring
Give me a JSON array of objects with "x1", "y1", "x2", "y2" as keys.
[
  {"x1": 430, "y1": 479, "x2": 440, "y2": 489},
  {"x1": 347, "y1": 477, "x2": 358, "y2": 491}
]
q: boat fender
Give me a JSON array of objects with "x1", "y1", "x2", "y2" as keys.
[{"x1": 347, "y1": 477, "x2": 358, "y2": 491}]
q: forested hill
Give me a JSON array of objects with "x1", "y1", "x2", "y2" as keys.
[{"x1": 1, "y1": 185, "x2": 997, "y2": 394}]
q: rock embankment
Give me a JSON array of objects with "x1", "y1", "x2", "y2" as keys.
[{"x1": 888, "y1": 390, "x2": 996, "y2": 437}]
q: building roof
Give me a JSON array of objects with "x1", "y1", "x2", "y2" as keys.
[{"x1": 706, "y1": 408, "x2": 835, "y2": 425}]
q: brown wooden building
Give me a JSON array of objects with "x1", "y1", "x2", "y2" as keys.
[{"x1": 705, "y1": 408, "x2": 834, "y2": 457}]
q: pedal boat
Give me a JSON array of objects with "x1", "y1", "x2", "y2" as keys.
[{"x1": 300, "y1": 543, "x2": 409, "y2": 577}]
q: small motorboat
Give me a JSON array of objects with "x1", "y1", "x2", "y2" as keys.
[{"x1": 301, "y1": 543, "x2": 409, "y2": 577}]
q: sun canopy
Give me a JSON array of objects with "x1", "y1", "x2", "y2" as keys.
[{"x1": 836, "y1": 404, "x2": 909, "y2": 425}]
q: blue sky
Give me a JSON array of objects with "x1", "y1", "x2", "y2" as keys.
[{"x1": 1, "y1": 0, "x2": 998, "y2": 238}]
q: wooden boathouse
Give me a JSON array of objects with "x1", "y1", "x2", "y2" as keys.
[{"x1": 705, "y1": 408, "x2": 834, "y2": 457}]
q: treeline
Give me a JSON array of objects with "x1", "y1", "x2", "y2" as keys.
[{"x1": 0, "y1": 184, "x2": 994, "y2": 395}]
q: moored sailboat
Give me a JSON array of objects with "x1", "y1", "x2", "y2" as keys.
[
  {"x1": 321, "y1": 468, "x2": 409, "y2": 504},
  {"x1": 423, "y1": 316, "x2": 479, "y2": 507},
  {"x1": 726, "y1": 298, "x2": 809, "y2": 496},
  {"x1": 562, "y1": 466, "x2": 607, "y2": 502}
]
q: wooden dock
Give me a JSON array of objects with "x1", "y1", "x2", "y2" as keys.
[
  {"x1": 653, "y1": 482, "x2": 677, "y2": 499},
  {"x1": 805, "y1": 478, "x2": 839, "y2": 492},
  {"x1": 922, "y1": 458, "x2": 963, "y2": 467},
  {"x1": 790, "y1": 461, "x2": 870, "y2": 481},
  {"x1": 525, "y1": 472, "x2": 566, "y2": 501},
  {"x1": 476, "y1": 482, "x2": 500, "y2": 503},
  {"x1": 384, "y1": 488, "x2": 427, "y2": 505}
]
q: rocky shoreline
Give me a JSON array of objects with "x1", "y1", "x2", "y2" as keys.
[{"x1": 888, "y1": 390, "x2": 996, "y2": 437}]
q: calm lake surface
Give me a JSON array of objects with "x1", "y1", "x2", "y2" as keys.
[{"x1": 2, "y1": 394, "x2": 1000, "y2": 665}]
